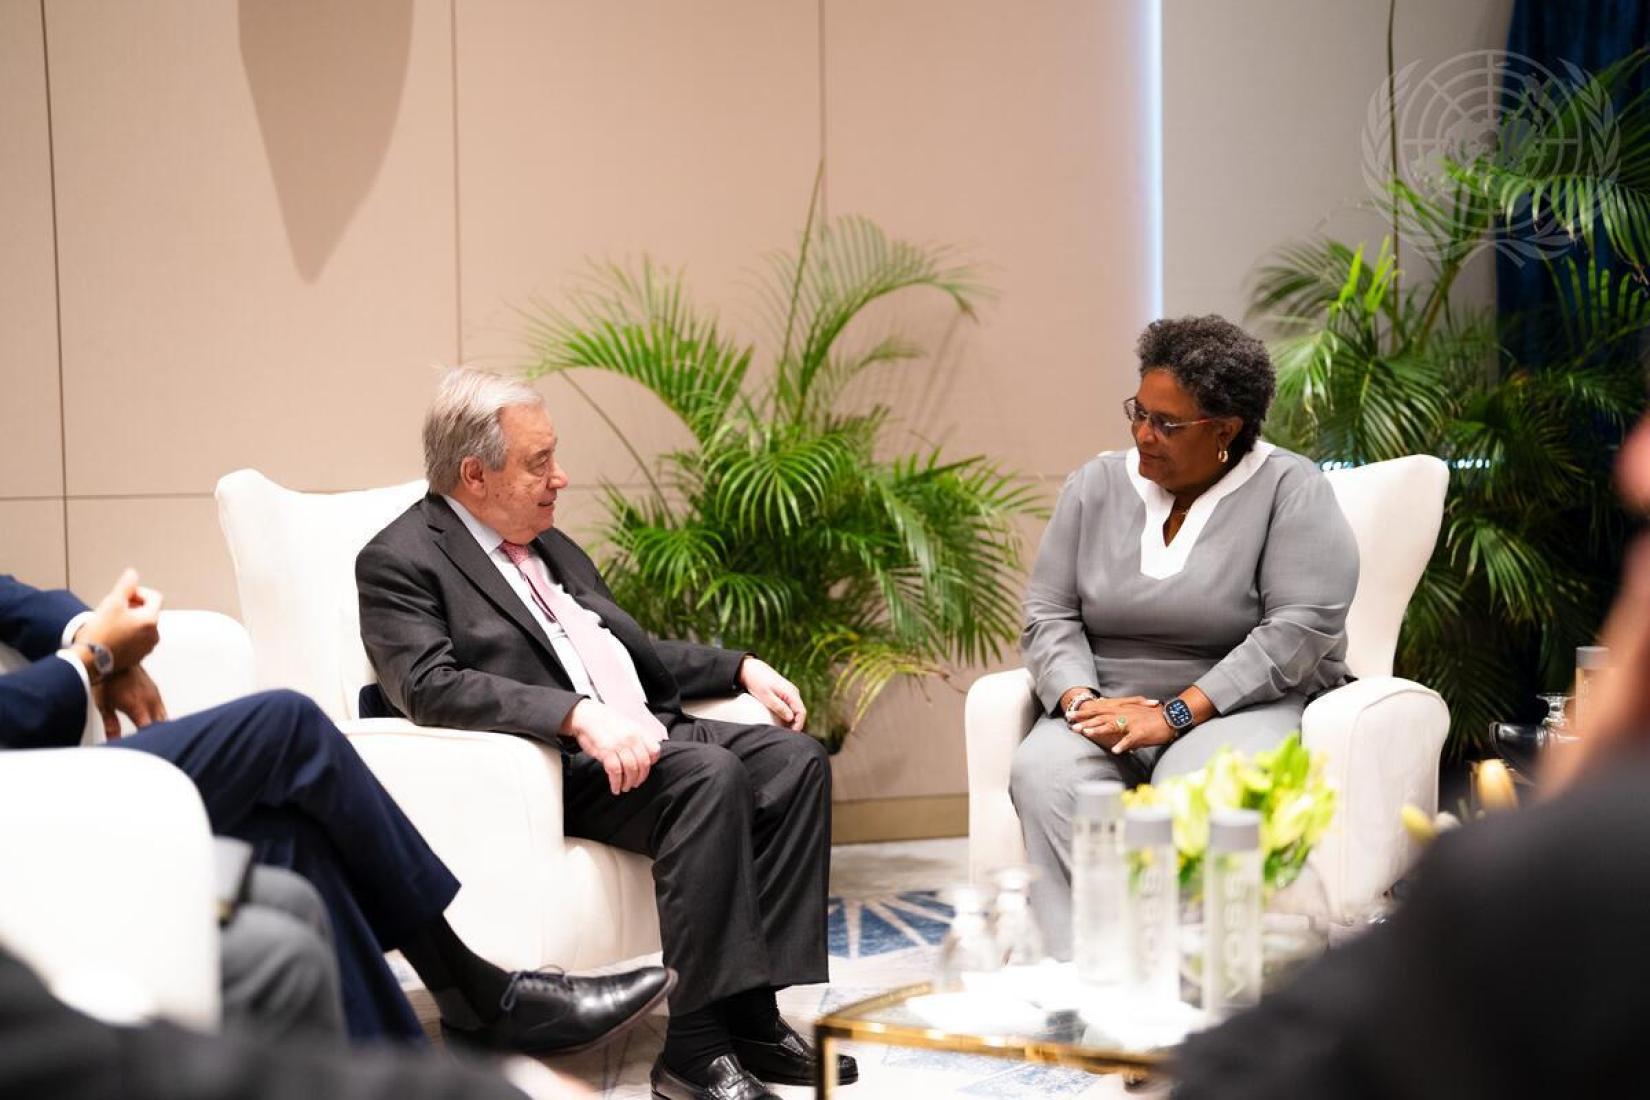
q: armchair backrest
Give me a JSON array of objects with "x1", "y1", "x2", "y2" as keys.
[
  {"x1": 1322, "y1": 455, "x2": 1448, "y2": 679},
  {"x1": 215, "y1": 469, "x2": 425, "y2": 719}
]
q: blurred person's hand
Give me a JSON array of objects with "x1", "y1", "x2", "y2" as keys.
[
  {"x1": 1545, "y1": 414, "x2": 1650, "y2": 794},
  {"x1": 75, "y1": 568, "x2": 163, "y2": 672},
  {"x1": 93, "y1": 666, "x2": 168, "y2": 739}
]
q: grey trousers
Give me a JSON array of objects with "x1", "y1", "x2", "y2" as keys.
[
  {"x1": 220, "y1": 865, "x2": 345, "y2": 1041},
  {"x1": 1008, "y1": 695, "x2": 1305, "y2": 959}
]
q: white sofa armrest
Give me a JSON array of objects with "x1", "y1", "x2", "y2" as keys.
[
  {"x1": 0, "y1": 748, "x2": 220, "y2": 1029},
  {"x1": 340, "y1": 718, "x2": 569, "y2": 971},
  {"x1": 340, "y1": 692, "x2": 770, "y2": 972},
  {"x1": 964, "y1": 669, "x2": 1038, "y2": 880},
  {"x1": 682, "y1": 692, "x2": 772, "y2": 726},
  {"x1": 1300, "y1": 676, "x2": 1449, "y2": 923},
  {"x1": 143, "y1": 609, "x2": 256, "y2": 719}
]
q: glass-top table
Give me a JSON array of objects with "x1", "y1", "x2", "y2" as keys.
[
  {"x1": 812, "y1": 971, "x2": 1204, "y2": 1094},
  {"x1": 812, "y1": 920, "x2": 1330, "y2": 1095}
]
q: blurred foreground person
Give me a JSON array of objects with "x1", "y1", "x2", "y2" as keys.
[
  {"x1": 1171, "y1": 412, "x2": 1650, "y2": 1099},
  {"x1": 0, "y1": 569, "x2": 671, "y2": 1049},
  {"x1": 0, "y1": 942, "x2": 586, "y2": 1100}
]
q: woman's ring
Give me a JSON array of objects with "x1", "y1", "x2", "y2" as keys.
[{"x1": 1115, "y1": 716, "x2": 1128, "y2": 732}]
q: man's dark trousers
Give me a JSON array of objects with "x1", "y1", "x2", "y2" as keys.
[
  {"x1": 562, "y1": 716, "x2": 832, "y2": 1013},
  {"x1": 109, "y1": 690, "x2": 459, "y2": 1043}
]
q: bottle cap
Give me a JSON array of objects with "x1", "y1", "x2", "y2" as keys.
[
  {"x1": 1074, "y1": 780, "x2": 1125, "y2": 821},
  {"x1": 1123, "y1": 805, "x2": 1172, "y2": 849},
  {"x1": 1208, "y1": 809, "x2": 1262, "y2": 853},
  {"x1": 1577, "y1": 646, "x2": 1610, "y2": 670}
]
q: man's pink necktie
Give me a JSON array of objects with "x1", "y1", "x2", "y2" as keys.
[{"x1": 499, "y1": 541, "x2": 667, "y2": 739}]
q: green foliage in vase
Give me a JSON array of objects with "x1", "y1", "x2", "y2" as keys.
[
  {"x1": 1250, "y1": 50, "x2": 1650, "y2": 755},
  {"x1": 520, "y1": 210, "x2": 1042, "y2": 750},
  {"x1": 1123, "y1": 733, "x2": 1336, "y2": 896}
]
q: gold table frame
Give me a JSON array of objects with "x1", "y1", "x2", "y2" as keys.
[{"x1": 812, "y1": 981, "x2": 1167, "y2": 1096}]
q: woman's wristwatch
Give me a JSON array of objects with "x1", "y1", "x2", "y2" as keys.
[{"x1": 1162, "y1": 696, "x2": 1196, "y2": 737}]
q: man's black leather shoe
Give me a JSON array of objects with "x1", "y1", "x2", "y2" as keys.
[
  {"x1": 732, "y1": 1019, "x2": 859, "y2": 1086},
  {"x1": 442, "y1": 965, "x2": 674, "y2": 1055},
  {"x1": 650, "y1": 1054, "x2": 779, "y2": 1100}
]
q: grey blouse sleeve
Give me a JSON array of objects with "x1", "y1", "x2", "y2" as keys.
[
  {"x1": 1021, "y1": 469, "x2": 1103, "y2": 716},
  {"x1": 1193, "y1": 469, "x2": 1359, "y2": 714}
]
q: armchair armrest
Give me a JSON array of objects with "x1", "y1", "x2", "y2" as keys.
[
  {"x1": 964, "y1": 669, "x2": 1038, "y2": 879},
  {"x1": 143, "y1": 609, "x2": 256, "y2": 719},
  {"x1": 340, "y1": 692, "x2": 767, "y2": 971},
  {"x1": 1300, "y1": 676, "x2": 1449, "y2": 923},
  {"x1": 339, "y1": 718, "x2": 567, "y2": 971},
  {"x1": 0, "y1": 748, "x2": 220, "y2": 1029},
  {"x1": 682, "y1": 692, "x2": 772, "y2": 726}
]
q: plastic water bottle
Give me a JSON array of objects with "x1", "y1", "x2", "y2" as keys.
[
  {"x1": 1203, "y1": 809, "x2": 1263, "y2": 1017},
  {"x1": 1123, "y1": 805, "x2": 1179, "y2": 1004},
  {"x1": 1071, "y1": 780, "x2": 1126, "y2": 984}
]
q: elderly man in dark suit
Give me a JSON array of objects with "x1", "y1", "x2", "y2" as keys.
[
  {"x1": 0, "y1": 569, "x2": 670, "y2": 1051},
  {"x1": 356, "y1": 367, "x2": 852, "y2": 1100}
]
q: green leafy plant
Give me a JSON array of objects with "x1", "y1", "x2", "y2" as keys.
[
  {"x1": 520, "y1": 201, "x2": 1042, "y2": 749},
  {"x1": 1123, "y1": 733, "x2": 1337, "y2": 895},
  {"x1": 1250, "y1": 46, "x2": 1650, "y2": 755}
]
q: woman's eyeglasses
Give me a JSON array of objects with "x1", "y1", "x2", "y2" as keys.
[{"x1": 1123, "y1": 397, "x2": 1220, "y2": 438}]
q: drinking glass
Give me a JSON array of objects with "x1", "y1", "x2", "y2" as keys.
[
  {"x1": 991, "y1": 865, "x2": 1046, "y2": 967},
  {"x1": 935, "y1": 884, "x2": 1000, "y2": 991},
  {"x1": 1538, "y1": 693, "x2": 1576, "y2": 746}
]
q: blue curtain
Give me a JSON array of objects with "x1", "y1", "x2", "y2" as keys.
[{"x1": 1497, "y1": 1, "x2": 1650, "y2": 367}]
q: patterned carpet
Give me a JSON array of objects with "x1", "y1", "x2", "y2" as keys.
[{"x1": 527, "y1": 887, "x2": 1159, "y2": 1099}]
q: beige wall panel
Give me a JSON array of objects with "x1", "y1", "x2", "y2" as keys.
[
  {"x1": 49, "y1": 0, "x2": 457, "y2": 497},
  {"x1": 0, "y1": 0, "x2": 63, "y2": 498},
  {"x1": 61, "y1": 485, "x2": 614, "y2": 624},
  {"x1": 67, "y1": 497, "x2": 238, "y2": 615},
  {"x1": 0, "y1": 500, "x2": 68, "y2": 589},
  {"x1": 834, "y1": 495, "x2": 1053, "y2": 800},
  {"x1": 1163, "y1": 0, "x2": 1513, "y2": 322},
  {"x1": 455, "y1": 0, "x2": 821, "y2": 487},
  {"x1": 824, "y1": 0, "x2": 1154, "y2": 481}
]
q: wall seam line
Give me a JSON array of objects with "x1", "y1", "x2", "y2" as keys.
[
  {"x1": 817, "y1": 0, "x2": 828, "y2": 221},
  {"x1": 450, "y1": 0, "x2": 463, "y2": 365},
  {"x1": 39, "y1": 0, "x2": 70, "y2": 587}
]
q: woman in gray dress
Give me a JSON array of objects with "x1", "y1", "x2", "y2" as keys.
[{"x1": 1013, "y1": 315, "x2": 1358, "y2": 956}]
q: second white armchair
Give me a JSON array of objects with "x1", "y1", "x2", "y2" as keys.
[{"x1": 966, "y1": 455, "x2": 1451, "y2": 926}]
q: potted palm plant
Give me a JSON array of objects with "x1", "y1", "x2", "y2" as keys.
[
  {"x1": 1251, "y1": 47, "x2": 1650, "y2": 755},
  {"x1": 520, "y1": 199, "x2": 1043, "y2": 749}
]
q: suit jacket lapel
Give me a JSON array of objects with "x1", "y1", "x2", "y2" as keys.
[{"x1": 423, "y1": 497, "x2": 559, "y2": 663}]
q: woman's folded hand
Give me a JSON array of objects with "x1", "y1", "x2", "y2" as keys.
[{"x1": 1067, "y1": 695, "x2": 1167, "y2": 752}]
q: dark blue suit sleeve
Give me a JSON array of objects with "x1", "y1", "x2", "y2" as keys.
[
  {"x1": 0, "y1": 657, "x2": 87, "y2": 750},
  {"x1": 0, "y1": 575, "x2": 90, "y2": 661}
]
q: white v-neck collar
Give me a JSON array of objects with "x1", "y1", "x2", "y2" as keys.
[{"x1": 1124, "y1": 442, "x2": 1275, "y2": 579}]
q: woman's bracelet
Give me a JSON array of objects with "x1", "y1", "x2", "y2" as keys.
[{"x1": 1062, "y1": 689, "x2": 1100, "y2": 721}]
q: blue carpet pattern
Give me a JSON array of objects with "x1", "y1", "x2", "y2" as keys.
[{"x1": 826, "y1": 889, "x2": 957, "y2": 958}]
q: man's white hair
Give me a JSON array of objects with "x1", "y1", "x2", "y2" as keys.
[{"x1": 423, "y1": 367, "x2": 546, "y2": 494}]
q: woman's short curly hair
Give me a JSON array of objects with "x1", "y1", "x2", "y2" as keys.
[{"x1": 1135, "y1": 315, "x2": 1275, "y2": 460}]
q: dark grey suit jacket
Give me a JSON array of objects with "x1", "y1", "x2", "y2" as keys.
[{"x1": 355, "y1": 494, "x2": 746, "y2": 745}]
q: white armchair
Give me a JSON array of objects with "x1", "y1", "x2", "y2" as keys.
[
  {"x1": 966, "y1": 455, "x2": 1451, "y2": 924},
  {"x1": 0, "y1": 608, "x2": 255, "y2": 1029},
  {"x1": 214, "y1": 469, "x2": 769, "y2": 972}
]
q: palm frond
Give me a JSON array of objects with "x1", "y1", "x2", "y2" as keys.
[{"x1": 520, "y1": 259, "x2": 751, "y2": 444}]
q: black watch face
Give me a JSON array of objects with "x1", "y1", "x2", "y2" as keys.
[{"x1": 1165, "y1": 698, "x2": 1193, "y2": 730}]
